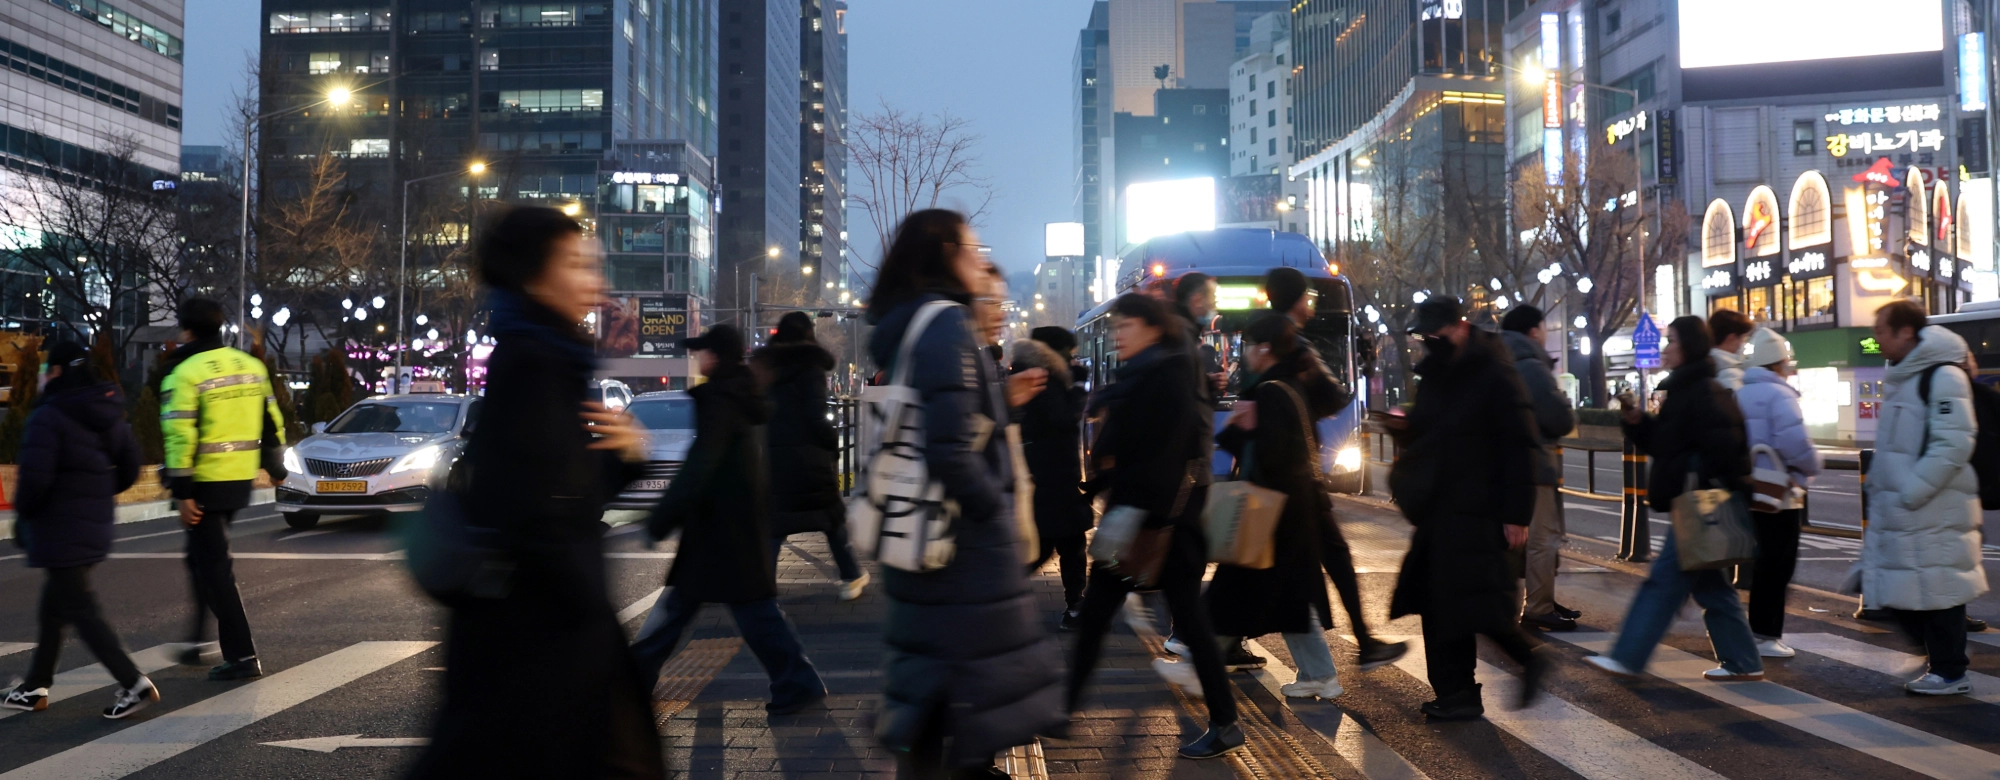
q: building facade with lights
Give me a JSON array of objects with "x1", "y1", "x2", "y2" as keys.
[{"x1": 0, "y1": 0, "x2": 184, "y2": 334}]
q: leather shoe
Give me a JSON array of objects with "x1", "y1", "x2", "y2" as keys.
[
  {"x1": 207, "y1": 658, "x2": 262, "y2": 681},
  {"x1": 1969, "y1": 618, "x2": 1989, "y2": 633},
  {"x1": 765, "y1": 688, "x2": 826, "y2": 716},
  {"x1": 1177, "y1": 722, "x2": 1244, "y2": 760},
  {"x1": 1552, "y1": 602, "x2": 1581, "y2": 620},
  {"x1": 1421, "y1": 684, "x2": 1485, "y2": 721},
  {"x1": 1521, "y1": 612, "x2": 1577, "y2": 632}
]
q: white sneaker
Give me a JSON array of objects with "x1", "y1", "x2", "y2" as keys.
[
  {"x1": 1583, "y1": 655, "x2": 1639, "y2": 678},
  {"x1": 103, "y1": 676, "x2": 158, "y2": 720},
  {"x1": 1151, "y1": 657, "x2": 1200, "y2": 690},
  {"x1": 1279, "y1": 677, "x2": 1344, "y2": 699},
  {"x1": 1162, "y1": 636, "x2": 1190, "y2": 657},
  {"x1": 1757, "y1": 639, "x2": 1796, "y2": 658},
  {"x1": 1701, "y1": 667, "x2": 1764, "y2": 682},
  {"x1": 838, "y1": 572, "x2": 869, "y2": 602},
  {"x1": 1906, "y1": 673, "x2": 1973, "y2": 696}
]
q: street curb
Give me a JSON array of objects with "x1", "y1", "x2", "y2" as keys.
[{"x1": 0, "y1": 489, "x2": 277, "y2": 541}]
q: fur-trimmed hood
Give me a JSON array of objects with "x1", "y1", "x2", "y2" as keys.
[{"x1": 1010, "y1": 338, "x2": 1071, "y2": 388}]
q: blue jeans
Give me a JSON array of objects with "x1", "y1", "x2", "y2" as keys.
[
  {"x1": 1228, "y1": 613, "x2": 1338, "y2": 683},
  {"x1": 1609, "y1": 528, "x2": 1763, "y2": 675},
  {"x1": 631, "y1": 587, "x2": 825, "y2": 706}
]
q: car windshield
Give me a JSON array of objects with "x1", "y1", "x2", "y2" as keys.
[
  {"x1": 628, "y1": 398, "x2": 694, "y2": 430},
  {"x1": 326, "y1": 402, "x2": 460, "y2": 434}
]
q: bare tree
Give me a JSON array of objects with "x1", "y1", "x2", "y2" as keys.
[
  {"x1": 0, "y1": 133, "x2": 182, "y2": 366},
  {"x1": 255, "y1": 151, "x2": 381, "y2": 368},
  {"x1": 847, "y1": 101, "x2": 995, "y2": 284},
  {"x1": 1338, "y1": 137, "x2": 1449, "y2": 404},
  {"x1": 1514, "y1": 137, "x2": 1688, "y2": 406}
]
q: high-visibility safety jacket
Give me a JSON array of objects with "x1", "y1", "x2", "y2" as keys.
[{"x1": 160, "y1": 345, "x2": 286, "y2": 484}]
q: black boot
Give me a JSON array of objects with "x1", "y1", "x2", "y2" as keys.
[
  {"x1": 1178, "y1": 721, "x2": 1245, "y2": 759},
  {"x1": 1552, "y1": 603, "x2": 1581, "y2": 620},
  {"x1": 208, "y1": 657, "x2": 262, "y2": 681},
  {"x1": 1518, "y1": 648, "x2": 1550, "y2": 709},
  {"x1": 1421, "y1": 684, "x2": 1485, "y2": 721},
  {"x1": 1356, "y1": 640, "x2": 1409, "y2": 670},
  {"x1": 1057, "y1": 608, "x2": 1081, "y2": 632},
  {"x1": 1854, "y1": 606, "x2": 1894, "y2": 621}
]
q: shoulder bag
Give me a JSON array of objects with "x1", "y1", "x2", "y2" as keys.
[
  {"x1": 847, "y1": 301, "x2": 962, "y2": 572},
  {"x1": 1670, "y1": 455, "x2": 1759, "y2": 570}
]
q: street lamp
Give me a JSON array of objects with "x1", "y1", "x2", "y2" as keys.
[
  {"x1": 1515, "y1": 64, "x2": 1648, "y2": 310},
  {"x1": 396, "y1": 162, "x2": 487, "y2": 393},
  {"x1": 237, "y1": 81, "x2": 387, "y2": 343},
  {"x1": 734, "y1": 246, "x2": 780, "y2": 326}
]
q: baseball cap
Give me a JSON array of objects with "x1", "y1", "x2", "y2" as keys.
[
  {"x1": 1407, "y1": 296, "x2": 1467, "y2": 336},
  {"x1": 683, "y1": 324, "x2": 745, "y2": 360}
]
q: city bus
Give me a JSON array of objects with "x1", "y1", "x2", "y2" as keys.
[{"x1": 1075, "y1": 228, "x2": 1367, "y2": 493}]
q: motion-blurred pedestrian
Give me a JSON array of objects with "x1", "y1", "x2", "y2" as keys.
[
  {"x1": 3, "y1": 342, "x2": 156, "y2": 719},
  {"x1": 1264, "y1": 267, "x2": 1406, "y2": 668},
  {"x1": 1202, "y1": 316, "x2": 1343, "y2": 700},
  {"x1": 1586, "y1": 316, "x2": 1762, "y2": 684},
  {"x1": 1013, "y1": 328, "x2": 1092, "y2": 629},
  {"x1": 1843, "y1": 300, "x2": 1987, "y2": 695},
  {"x1": 1073, "y1": 293, "x2": 1242, "y2": 760},
  {"x1": 159, "y1": 298, "x2": 286, "y2": 681},
  {"x1": 754, "y1": 311, "x2": 867, "y2": 601},
  {"x1": 1735, "y1": 328, "x2": 1821, "y2": 659},
  {"x1": 1708, "y1": 309, "x2": 1754, "y2": 391},
  {"x1": 864, "y1": 209, "x2": 1063, "y2": 779},
  {"x1": 1388, "y1": 296, "x2": 1544, "y2": 721},
  {"x1": 1499, "y1": 306, "x2": 1579, "y2": 632},
  {"x1": 409, "y1": 206, "x2": 663, "y2": 780}
]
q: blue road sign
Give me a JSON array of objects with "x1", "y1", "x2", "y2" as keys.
[{"x1": 1633, "y1": 311, "x2": 1662, "y2": 370}]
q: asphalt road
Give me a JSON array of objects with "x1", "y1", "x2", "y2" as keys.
[{"x1": 0, "y1": 495, "x2": 1996, "y2": 780}]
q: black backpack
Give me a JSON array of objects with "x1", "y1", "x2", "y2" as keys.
[{"x1": 1918, "y1": 363, "x2": 2000, "y2": 509}]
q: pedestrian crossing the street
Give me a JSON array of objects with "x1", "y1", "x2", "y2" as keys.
[{"x1": 0, "y1": 645, "x2": 182, "y2": 722}]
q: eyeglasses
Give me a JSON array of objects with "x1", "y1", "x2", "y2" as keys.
[
  {"x1": 950, "y1": 242, "x2": 994, "y2": 256},
  {"x1": 974, "y1": 296, "x2": 1004, "y2": 306}
]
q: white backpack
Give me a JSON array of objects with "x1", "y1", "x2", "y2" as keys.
[{"x1": 848, "y1": 301, "x2": 961, "y2": 572}]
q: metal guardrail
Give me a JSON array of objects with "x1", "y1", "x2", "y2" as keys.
[{"x1": 833, "y1": 396, "x2": 859, "y2": 496}]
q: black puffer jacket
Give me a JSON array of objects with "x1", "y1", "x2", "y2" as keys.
[
  {"x1": 867, "y1": 295, "x2": 1065, "y2": 768},
  {"x1": 16, "y1": 380, "x2": 141, "y2": 568},
  {"x1": 1208, "y1": 350, "x2": 1332, "y2": 637},
  {"x1": 1624, "y1": 358, "x2": 1752, "y2": 512},
  {"x1": 647, "y1": 362, "x2": 778, "y2": 603},
  {"x1": 752, "y1": 341, "x2": 842, "y2": 536},
  {"x1": 1387, "y1": 327, "x2": 1539, "y2": 628},
  {"x1": 1010, "y1": 339, "x2": 1092, "y2": 540}
]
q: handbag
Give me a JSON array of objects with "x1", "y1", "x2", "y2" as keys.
[
  {"x1": 400, "y1": 486, "x2": 516, "y2": 603},
  {"x1": 1004, "y1": 423, "x2": 1040, "y2": 565},
  {"x1": 1088, "y1": 463, "x2": 1193, "y2": 588},
  {"x1": 1670, "y1": 457, "x2": 1758, "y2": 571},
  {"x1": 847, "y1": 301, "x2": 961, "y2": 572},
  {"x1": 1747, "y1": 443, "x2": 1799, "y2": 513},
  {"x1": 1204, "y1": 381, "x2": 1313, "y2": 568}
]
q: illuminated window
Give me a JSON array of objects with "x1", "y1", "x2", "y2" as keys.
[{"x1": 308, "y1": 52, "x2": 342, "y2": 74}]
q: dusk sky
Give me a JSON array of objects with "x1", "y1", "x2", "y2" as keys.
[{"x1": 179, "y1": 0, "x2": 1097, "y2": 276}]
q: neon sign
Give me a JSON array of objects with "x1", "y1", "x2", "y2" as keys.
[
  {"x1": 1745, "y1": 259, "x2": 1775, "y2": 283},
  {"x1": 609, "y1": 171, "x2": 681, "y2": 185},
  {"x1": 1743, "y1": 198, "x2": 1775, "y2": 250},
  {"x1": 1789, "y1": 251, "x2": 1828, "y2": 275},
  {"x1": 1702, "y1": 268, "x2": 1734, "y2": 289},
  {"x1": 1827, "y1": 128, "x2": 1946, "y2": 158},
  {"x1": 1605, "y1": 111, "x2": 1648, "y2": 145},
  {"x1": 1852, "y1": 158, "x2": 1902, "y2": 187},
  {"x1": 1824, "y1": 104, "x2": 1942, "y2": 126}
]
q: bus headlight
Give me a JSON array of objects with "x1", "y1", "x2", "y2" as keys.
[{"x1": 1333, "y1": 445, "x2": 1362, "y2": 473}]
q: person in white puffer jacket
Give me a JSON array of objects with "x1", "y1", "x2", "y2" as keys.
[
  {"x1": 1735, "y1": 328, "x2": 1822, "y2": 659},
  {"x1": 1845, "y1": 300, "x2": 1989, "y2": 696}
]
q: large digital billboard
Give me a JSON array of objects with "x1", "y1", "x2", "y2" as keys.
[
  {"x1": 1680, "y1": 0, "x2": 1945, "y2": 102},
  {"x1": 1126, "y1": 177, "x2": 1216, "y2": 246}
]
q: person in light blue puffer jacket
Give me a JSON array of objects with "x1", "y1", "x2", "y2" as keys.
[{"x1": 1735, "y1": 327, "x2": 1822, "y2": 659}]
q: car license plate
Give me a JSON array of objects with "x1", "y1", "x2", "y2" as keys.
[
  {"x1": 630, "y1": 479, "x2": 669, "y2": 491},
  {"x1": 316, "y1": 480, "x2": 368, "y2": 494}
]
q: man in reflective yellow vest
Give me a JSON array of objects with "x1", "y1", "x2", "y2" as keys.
[{"x1": 159, "y1": 299, "x2": 286, "y2": 681}]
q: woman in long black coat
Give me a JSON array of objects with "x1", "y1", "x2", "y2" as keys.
[
  {"x1": 1067, "y1": 293, "x2": 1242, "y2": 761},
  {"x1": 409, "y1": 207, "x2": 662, "y2": 780},
  {"x1": 1207, "y1": 316, "x2": 1340, "y2": 699},
  {"x1": 1010, "y1": 333, "x2": 1092, "y2": 624},
  {"x1": 753, "y1": 311, "x2": 865, "y2": 597},
  {"x1": 865, "y1": 209, "x2": 1065, "y2": 779}
]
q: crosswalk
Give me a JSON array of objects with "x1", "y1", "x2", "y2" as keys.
[{"x1": 0, "y1": 623, "x2": 1994, "y2": 779}]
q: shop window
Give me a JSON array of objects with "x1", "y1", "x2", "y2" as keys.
[
  {"x1": 1803, "y1": 277, "x2": 1834, "y2": 325},
  {"x1": 1745, "y1": 286, "x2": 1774, "y2": 323}
]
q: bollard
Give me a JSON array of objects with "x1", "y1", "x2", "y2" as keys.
[
  {"x1": 1587, "y1": 449, "x2": 1597, "y2": 495},
  {"x1": 1619, "y1": 437, "x2": 1652, "y2": 562}
]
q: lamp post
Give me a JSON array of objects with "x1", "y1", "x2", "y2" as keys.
[
  {"x1": 732, "y1": 246, "x2": 780, "y2": 326},
  {"x1": 394, "y1": 162, "x2": 486, "y2": 394},
  {"x1": 237, "y1": 82, "x2": 385, "y2": 343}
]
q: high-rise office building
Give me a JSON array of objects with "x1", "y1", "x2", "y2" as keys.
[
  {"x1": 717, "y1": 0, "x2": 801, "y2": 325},
  {"x1": 1074, "y1": 2, "x2": 1113, "y2": 281},
  {"x1": 0, "y1": 0, "x2": 184, "y2": 329},
  {"x1": 799, "y1": 0, "x2": 846, "y2": 304},
  {"x1": 259, "y1": 0, "x2": 718, "y2": 385}
]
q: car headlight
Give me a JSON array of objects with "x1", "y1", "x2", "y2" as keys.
[
  {"x1": 390, "y1": 444, "x2": 441, "y2": 474},
  {"x1": 282, "y1": 447, "x2": 304, "y2": 475},
  {"x1": 1333, "y1": 445, "x2": 1362, "y2": 474}
]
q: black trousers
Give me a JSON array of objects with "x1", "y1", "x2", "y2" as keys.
[
  {"x1": 1028, "y1": 532, "x2": 1088, "y2": 608},
  {"x1": 1320, "y1": 506, "x2": 1377, "y2": 646},
  {"x1": 1894, "y1": 604, "x2": 1970, "y2": 680},
  {"x1": 23, "y1": 565, "x2": 139, "y2": 690},
  {"x1": 1421, "y1": 597, "x2": 1538, "y2": 699},
  {"x1": 1066, "y1": 521, "x2": 1236, "y2": 727},
  {"x1": 1747, "y1": 509, "x2": 1802, "y2": 638},
  {"x1": 184, "y1": 508, "x2": 257, "y2": 662},
  {"x1": 894, "y1": 706, "x2": 997, "y2": 780}
]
